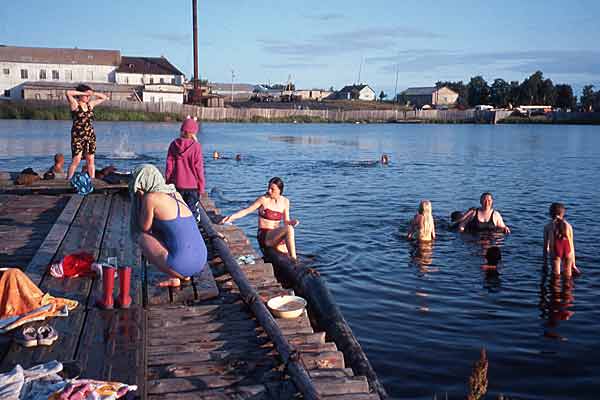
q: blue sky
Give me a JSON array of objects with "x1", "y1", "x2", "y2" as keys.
[{"x1": 2, "y1": 0, "x2": 600, "y2": 96}]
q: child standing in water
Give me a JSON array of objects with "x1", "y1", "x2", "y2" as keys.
[
  {"x1": 408, "y1": 200, "x2": 436, "y2": 241},
  {"x1": 543, "y1": 202, "x2": 579, "y2": 278},
  {"x1": 165, "y1": 117, "x2": 205, "y2": 214}
]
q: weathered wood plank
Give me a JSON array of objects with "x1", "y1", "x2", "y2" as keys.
[
  {"x1": 147, "y1": 384, "x2": 269, "y2": 400},
  {"x1": 75, "y1": 307, "x2": 145, "y2": 386},
  {"x1": 313, "y1": 376, "x2": 369, "y2": 396}
]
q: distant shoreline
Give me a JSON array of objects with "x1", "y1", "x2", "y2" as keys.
[{"x1": 2, "y1": 101, "x2": 600, "y2": 125}]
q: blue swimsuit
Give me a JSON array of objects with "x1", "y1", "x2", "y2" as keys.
[{"x1": 152, "y1": 193, "x2": 207, "y2": 277}]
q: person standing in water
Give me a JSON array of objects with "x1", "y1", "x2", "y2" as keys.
[
  {"x1": 458, "y1": 192, "x2": 510, "y2": 234},
  {"x1": 543, "y1": 202, "x2": 579, "y2": 277},
  {"x1": 408, "y1": 200, "x2": 436, "y2": 241},
  {"x1": 65, "y1": 84, "x2": 108, "y2": 180}
]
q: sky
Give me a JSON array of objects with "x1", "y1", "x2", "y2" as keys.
[{"x1": 2, "y1": 0, "x2": 600, "y2": 97}]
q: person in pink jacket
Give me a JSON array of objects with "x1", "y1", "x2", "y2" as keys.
[{"x1": 165, "y1": 117, "x2": 205, "y2": 214}]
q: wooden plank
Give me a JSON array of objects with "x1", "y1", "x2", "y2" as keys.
[
  {"x1": 147, "y1": 373, "x2": 282, "y2": 394},
  {"x1": 148, "y1": 303, "x2": 246, "y2": 318},
  {"x1": 0, "y1": 194, "x2": 113, "y2": 370},
  {"x1": 322, "y1": 394, "x2": 380, "y2": 400},
  {"x1": 75, "y1": 307, "x2": 145, "y2": 386},
  {"x1": 148, "y1": 348, "x2": 272, "y2": 366},
  {"x1": 147, "y1": 384, "x2": 269, "y2": 400},
  {"x1": 313, "y1": 376, "x2": 369, "y2": 396},
  {"x1": 148, "y1": 360, "x2": 279, "y2": 381}
]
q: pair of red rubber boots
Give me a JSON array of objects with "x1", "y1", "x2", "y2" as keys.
[{"x1": 96, "y1": 266, "x2": 132, "y2": 309}]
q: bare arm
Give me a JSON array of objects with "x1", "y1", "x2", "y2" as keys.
[
  {"x1": 283, "y1": 198, "x2": 299, "y2": 226},
  {"x1": 88, "y1": 91, "x2": 109, "y2": 108},
  {"x1": 407, "y1": 214, "x2": 421, "y2": 239},
  {"x1": 494, "y1": 211, "x2": 510, "y2": 234},
  {"x1": 431, "y1": 218, "x2": 436, "y2": 240},
  {"x1": 65, "y1": 90, "x2": 83, "y2": 110},
  {"x1": 567, "y1": 223, "x2": 576, "y2": 265},
  {"x1": 222, "y1": 196, "x2": 264, "y2": 223},
  {"x1": 543, "y1": 224, "x2": 551, "y2": 262},
  {"x1": 139, "y1": 194, "x2": 155, "y2": 233},
  {"x1": 457, "y1": 208, "x2": 476, "y2": 232}
]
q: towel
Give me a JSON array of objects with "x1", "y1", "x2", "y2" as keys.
[{"x1": 128, "y1": 164, "x2": 176, "y2": 240}]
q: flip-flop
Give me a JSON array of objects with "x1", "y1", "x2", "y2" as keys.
[
  {"x1": 15, "y1": 326, "x2": 38, "y2": 347},
  {"x1": 37, "y1": 325, "x2": 59, "y2": 346}
]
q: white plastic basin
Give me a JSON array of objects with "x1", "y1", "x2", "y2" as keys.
[{"x1": 267, "y1": 295, "x2": 307, "y2": 319}]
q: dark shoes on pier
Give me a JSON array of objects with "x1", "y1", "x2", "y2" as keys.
[
  {"x1": 96, "y1": 265, "x2": 132, "y2": 310},
  {"x1": 16, "y1": 324, "x2": 58, "y2": 347}
]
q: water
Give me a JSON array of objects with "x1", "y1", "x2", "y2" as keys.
[{"x1": 1, "y1": 120, "x2": 599, "y2": 399}]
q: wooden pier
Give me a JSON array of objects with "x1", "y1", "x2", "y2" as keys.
[{"x1": 0, "y1": 183, "x2": 384, "y2": 399}]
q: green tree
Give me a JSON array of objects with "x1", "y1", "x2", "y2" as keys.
[
  {"x1": 489, "y1": 78, "x2": 510, "y2": 108},
  {"x1": 507, "y1": 80, "x2": 521, "y2": 108},
  {"x1": 540, "y1": 78, "x2": 556, "y2": 106},
  {"x1": 554, "y1": 84, "x2": 576, "y2": 110},
  {"x1": 519, "y1": 70, "x2": 544, "y2": 105},
  {"x1": 379, "y1": 90, "x2": 387, "y2": 102},
  {"x1": 436, "y1": 81, "x2": 468, "y2": 107},
  {"x1": 581, "y1": 85, "x2": 595, "y2": 111},
  {"x1": 467, "y1": 76, "x2": 491, "y2": 107}
]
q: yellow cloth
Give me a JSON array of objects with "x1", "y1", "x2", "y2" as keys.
[{"x1": 0, "y1": 268, "x2": 78, "y2": 332}]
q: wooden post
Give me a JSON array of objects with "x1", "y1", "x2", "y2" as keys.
[{"x1": 196, "y1": 206, "x2": 321, "y2": 400}]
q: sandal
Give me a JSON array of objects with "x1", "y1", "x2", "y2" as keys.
[
  {"x1": 37, "y1": 325, "x2": 59, "y2": 346},
  {"x1": 15, "y1": 326, "x2": 38, "y2": 347}
]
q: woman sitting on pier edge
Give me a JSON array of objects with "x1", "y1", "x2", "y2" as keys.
[
  {"x1": 457, "y1": 192, "x2": 510, "y2": 234},
  {"x1": 221, "y1": 177, "x2": 300, "y2": 262},
  {"x1": 129, "y1": 164, "x2": 207, "y2": 287}
]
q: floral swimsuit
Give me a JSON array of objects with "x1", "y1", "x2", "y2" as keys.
[{"x1": 71, "y1": 104, "x2": 96, "y2": 157}]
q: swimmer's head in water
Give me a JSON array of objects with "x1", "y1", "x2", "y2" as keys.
[
  {"x1": 235, "y1": 154, "x2": 242, "y2": 161},
  {"x1": 450, "y1": 211, "x2": 463, "y2": 222},
  {"x1": 212, "y1": 151, "x2": 220, "y2": 159},
  {"x1": 267, "y1": 176, "x2": 284, "y2": 197},
  {"x1": 418, "y1": 200, "x2": 432, "y2": 215},
  {"x1": 480, "y1": 192, "x2": 494, "y2": 207},
  {"x1": 380, "y1": 154, "x2": 389, "y2": 164},
  {"x1": 485, "y1": 246, "x2": 502, "y2": 266},
  {"x1": 549, "y1": 202, "x2": 566, "y2": 219}
]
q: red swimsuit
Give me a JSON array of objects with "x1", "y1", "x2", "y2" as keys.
[{"x1": 257, "y1": 206, "x2": 284, "y2": 249}]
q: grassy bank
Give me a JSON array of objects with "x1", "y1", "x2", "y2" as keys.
[{"x1": 0, "y1": 102, "x2": 182, "y2": 122}]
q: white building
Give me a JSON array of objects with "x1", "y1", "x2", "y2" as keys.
[
  {"x1": 294, "y1": 89, "x2": 332, "y2": 101},
  {"x1": 334, "y1": 84, "x2": 376, "y2": 101},
  {"x1": 0, "y1": 45, "x2": 120, "y2": 100},
  {"x1": 142, "y1": 84, "x2": 184, "y2": 104},
  {"x1": 115, "y1": 56, "x2": 185, "y2": 86}
]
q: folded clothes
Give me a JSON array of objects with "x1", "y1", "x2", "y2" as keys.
[{"x1": 0, "y1": 268, "x2": 78, "y2": 333}]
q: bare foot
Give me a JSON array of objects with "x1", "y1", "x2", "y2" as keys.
[{"x1": 156, "y1": 277, "x2": 191, "y2": 288}]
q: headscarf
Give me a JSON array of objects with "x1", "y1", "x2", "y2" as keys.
[{"x1": 129, "y1": 164, "x2": 176, "y2": 240}]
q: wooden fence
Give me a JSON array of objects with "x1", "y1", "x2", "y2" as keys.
[{"x1": 15, "y1": 99, "x2": 600, "y2": 124}]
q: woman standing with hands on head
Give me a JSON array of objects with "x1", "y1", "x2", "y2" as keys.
[
  {"x1": 65, "y1": 84, "x2": 108, "y2": 180},
  {"x1": 221, "y1": 177, "x2": 300, "y2": 262}
]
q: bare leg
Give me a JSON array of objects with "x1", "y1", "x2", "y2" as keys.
[
  {"x1": 85, "y1": 153, "x2": 95, "y2": 179},
  {"x1": 563, "y1": 257, "x2": 573, "y2": 279},
  {"x1": 138, "y1": 232, "x2": 185, "y2": 280},
  {"x1": 265, "y1": 225, "x2": 297, "y2": 261},
  {"x1": 552, "y1": 257, "x2": 561, "y2": 276},
  {"x1": 67, "y1": 154, "x2": 82, "y2": 180}
]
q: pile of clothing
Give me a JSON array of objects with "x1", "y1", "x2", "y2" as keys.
[
  {"x1": 0, "y1": 360, "x2": 136, "y2": 400},
  {"x1": 0, "y1": 268, "x2": 78, "y2": 333}
]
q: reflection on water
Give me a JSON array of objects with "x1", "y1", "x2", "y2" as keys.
[
  {"x1": 539, "y1": 270, "x2": 576, "y2": 341},
  {"x1": 1, "y1": 121, "x2": 600, "y2": 399}
]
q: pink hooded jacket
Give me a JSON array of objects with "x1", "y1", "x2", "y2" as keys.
[{"x1": 165, "y1": 138, "x2": 205, "y2": 192}]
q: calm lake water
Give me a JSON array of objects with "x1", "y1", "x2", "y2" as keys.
[{"x1": 1, "y1": 120, "x2": 599, "y2": 399}]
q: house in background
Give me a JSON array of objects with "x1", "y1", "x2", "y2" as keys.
[
  {"x1": 399, "y1": 86, "x2": 458, "y2": 108},
  {"x1": 115, "y1": 56, "x2": 184, "y2": 86},
  {"x1": 0, "y1": 45, "x2": 120, "y2": 100},
  {"x1": 333, "y1": 84, "x2": 376, "y2": 101},
  {"x1": 293, "y1": 89, "x2": 332, "y2": 101},
  {"x1": 21, "y1": 81, "x2": 141, "y2": 102}
]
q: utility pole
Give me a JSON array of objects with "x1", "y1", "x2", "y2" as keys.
[
  {"x1": 357, "y1": 56, "x2": 364, "y2": 84},
  {"x1": 394, "y1": 63, "x2": 399, "y2": 104},
  {"x1": 191, "y1": 0, "x2": 201, "y2": 103},
  {"x1": 231, "y1": 69, "x2": 235, "y2": 103}
]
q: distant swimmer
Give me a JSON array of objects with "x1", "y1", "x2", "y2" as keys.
[
  {"x1": 407, "y1": 200, "x2": 436, "y2": 241},
  {"x1": 481, "y1": 246, "x2": 502, "y2": 271},
  {"x1": 380, "y1": 154, "x2": 390, "y2": 165},
  {"x1": 235, "y1": 154, "x2": 242, "y2": 161},
  {"x1": 457, "y1": 192, "x2": 510, "y2": 234},
  {"x1": 213, "y1": 151, "x2": 220, "y2": 160}
]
